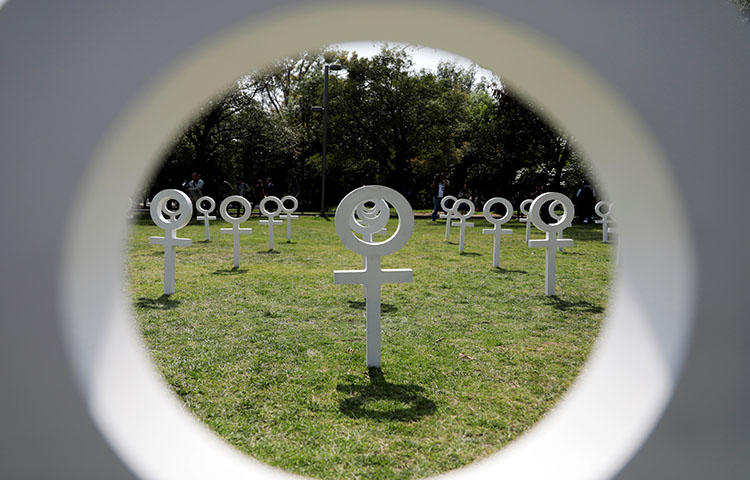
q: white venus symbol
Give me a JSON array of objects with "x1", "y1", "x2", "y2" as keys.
[
  {"x1": 259, "y1": 196, "x2": 284, "y2": 251},
  {"x1": 219, "y1": 195, "x2": 252, "y2": 268},
  {"x1": 333, "y1": 185, "x2": 414, "y2": 368},
  {"x1": 528, "y1": 192, "x2": 575, "y2": 296},
  {"x1": 482, "y1": 197, "x2": 513, "y2": 268},
  {"x1": 148, "y1": 189, "x2": 193, "y2": 295},
  {"x1": 195, "y1": 196, "x2": 216, "y2": 241}
]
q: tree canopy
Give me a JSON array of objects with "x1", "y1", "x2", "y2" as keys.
[{"x1": 145, "y1": 46, "x2": 594, "y2": 210}]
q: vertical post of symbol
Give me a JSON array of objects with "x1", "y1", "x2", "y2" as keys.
[
  {"x1": 595, "y1": 201, "x2": 613, "y2": 243},
  {"x1": 219, "y1": 195, "x2": 252, "y2": 268},
  {"x1": 439, "y1": 195, "x2": 457, "y2": 241},
  {"x1": 519, "y1": 198, "x2": 533, "y2": 244},
  {"x1": 333, "y1": 186, "x2": 414, "y2": 368},
  {"x1": 280, "y1": 195, "x2": 299, "y2": 242},
  {"x1": 452, "y1": 198, "x2": 475, "y2": 253},
  {"x1": 196, "y1": 196, "x2": 216, "y2": 241},
  {"x1": 482, "y1": 197, "x2": 513, "y2": 268},
  {"x1": 259, "y1": 196, "x2": 284, "y2": 251},
  {"x1": 528, "y1": 192, "x2": 575, "y2": 296},
  {"x1": 148, "y1": 189, "x2": 193, "y2": 295}
]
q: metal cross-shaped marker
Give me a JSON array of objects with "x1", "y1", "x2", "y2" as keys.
[
  {"x1": 482, "y1": 197, "x2": 513, "y2": 268},
  {"x1": 350, "y1": 199, "x2": 390, "y2": 299},
  {"x1": 259, "y1": 196, "x2": 284, "y2": 251},
  {"x1": 595, "y1": 201, "x2": 614, "y2": 243},
  {"x1": 439, "y1": 195, "x2": 457, "y2": 241},
  {"x1": 333, "y1": 185, "x2": 414, "y2": 368},
  {"x1": 451, "y1": 198, "x2": 475, "y2": 253},
  {"x1": 528, "y1": 192, "x2": 575, "y2": 296},
  {"x1": 196, "y1": 195, "x2": 216, "y2": 241},
  {"x1": 279, "y1": 195, "x2": 299, "y2": 242},
  {"x1": 519, "y1": 198, "x2": 533, "y2": 244},
  {"x1": 219, "y1": 195, "x2": 252, "y2": 268},
  {"x1": 149, "y1": 189, "x2": 192, "y2": 295}
]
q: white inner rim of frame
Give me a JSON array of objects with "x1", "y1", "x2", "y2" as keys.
[{"x1": 60, "y1": 3, "x2": 695, "y2": 480}]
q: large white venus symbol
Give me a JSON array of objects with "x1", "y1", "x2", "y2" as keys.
[
  {"x1": 528, "y1": 192, "x2": 575, "y2": 296},
  {"x1": 439, "y1": 195, "x2": 457, "y2": 241},
  {"x1": 149, "y1": 189, "x2": 193, "y2": 295},
  {"x1": 280, "y1": 195, "x2": 299, "y2": 242},
  {"x1": 219, "y1": 195, "x2": 252, "y2": 268},
  {"x1": 195, "y1": 196, "x2": 216, "y2": 241},
  {"x1": 259, "y1": 196, "x2": 284, "y2": 251},
  {"x1": 334, "y1": 185, "x2": 414, "y2": 368},
  {"x1": 482, "y1": 197, "x2": 513, "y2": 268}
]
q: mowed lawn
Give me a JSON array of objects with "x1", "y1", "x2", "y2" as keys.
[{"x1": 127, "y1": 214, "x2": 612, "y2": 480}]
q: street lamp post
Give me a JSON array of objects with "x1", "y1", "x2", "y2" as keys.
[{"x1": 312, "y1": 63, "x2": 342, "y2": 218}]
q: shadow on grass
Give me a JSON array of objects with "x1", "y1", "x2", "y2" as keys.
[
  {"x1": 212, "y1": 267, "x2": 248, "y2": 275},
  {"x1": 492, "y1": 266, "x2": 528, "y2": 274},
  {"x1": 336, "y1": 368, "x2": 436, "y2": 422},
  {"x1": 546, "y1": 296, "x2": 604, "y2": 313},
  {"x1": 257, "y1": 249, "x2": 281, "y2": 254},
  {"x1": 559, "y1": 250, "x2": 584, "y2": 256},
  {"x1": 135, "y1": 294, "x2": 180, "y2": 310},
  {"x1": 347, "y1": 300, "x2": 398, "y2": 313},
  {"x1": 460, "y1": 252, "x2": 482, "y2": 257},
  {"x1": 446, "y1": 241, "x2": 458, "y2": 245}
]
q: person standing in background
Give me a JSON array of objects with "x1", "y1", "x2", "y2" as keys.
[
  {"x1": 265, "y1": 177, "x2": 275, "y2": 197},
  {"x1": 251, "y1": 178, "x2": 265, "y2": 216},
  {"x1": 430, "y1": 173, "x2": 448, "y2": 221}
]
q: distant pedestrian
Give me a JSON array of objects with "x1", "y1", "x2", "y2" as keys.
[
  {"x1": 430, "y1": 174, "x2": 448, "y2": 221},
  {"x1": 252, "y1": 178, "x2": 265, "y2": 215},
  {"x1": 265, "y1": 177, "x2": 275, "y2": 197},
  {"x1": 236, "y1": 179, "x2": 250, "y2": 199},
  {"x1": 187, "y1": 172, "x2": 204, "y2": 203},
  {"x1": 576, "y1": 183, "x2": 596, "y2": 223}
]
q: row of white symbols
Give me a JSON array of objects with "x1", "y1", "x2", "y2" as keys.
[
  {"x1": 148, "y1": 189, "x2": 299, "y2": 293},
  {"x1": 440, "y1": 193, "x2": 578, "y2": 296}
]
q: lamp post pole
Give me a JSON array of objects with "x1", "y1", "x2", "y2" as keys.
[{"x1": 312, "y1": 63, "x2": 341, "y2": 218}]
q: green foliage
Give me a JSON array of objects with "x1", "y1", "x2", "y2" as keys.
[
  {"x1": 146, "y1": 46, "x2": 595, "y2": 209},
  {"x1": 128, "y1": 216, "x2": 611, "y2": 480}
]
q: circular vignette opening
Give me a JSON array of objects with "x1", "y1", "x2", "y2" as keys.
[{"x1": 61, "y1": 3, "x2": 695, "y2": 480}]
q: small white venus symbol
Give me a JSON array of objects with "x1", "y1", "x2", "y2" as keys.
[
  {"x1": 219, "y1": 195, "x2": 252, "y2": 268},
  {"x1": 259, "y1": 196, "x2": 284, "y2": 251},
  {"x1": 482, "y1": 197, "x2": 513, "y2": 268},
  {"x1": 519, "y1": 198, "x2": 533, "y2": 244},
  {"x1": 595, "y1": 201, "x2": 613, "y2": 243},
  {"x1": 439, "y1": 195, "x2": 457, "y2": 241},
  {"x1": 149, "y1": 189, "x2": 192, "y2": 295},
  {"x1": 528, "y1": 192, "x2": 575, "y2": 296},
  {"x1": 280, "y1": 195, "x2": 299, "y2": 242},
  {"x1": 195, "y1": 196, "x2": 216, "y2": 241},
  {"x1": 451, "y1": 198, "x2": 475, "y2": 253},
  {"x1": 334, "y1": 185, "x2": 414, "y2": 368}
]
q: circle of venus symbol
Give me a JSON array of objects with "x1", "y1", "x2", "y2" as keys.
[
  {"x1": 195, "y1": 196, "x2": 216, "y2": 241},
  {"x1": 219, "y1": 195, "x2": 252, "y2": 268},
  {"x1": 519, "y1": 198, "x2": 533, "y2": 244},
  {"x1": 595, "y1": 200, "x2": 614, "y2": 243},
  {"x1": 280, "y1": 195, "x2": 299, "y2": 242},
  {"x1": 529, "y1": 192, "x2": 575, "y2": 296},
  {"x1": 259, "y1": 196, "x2": 284, "y2": 251},
  {"x1": 334, "y1": 185, "x2": 414, "y2": 368},
  {"x1": 452, "y1": 198, "x2": 475, "y2": 253},
  {"x1": 439, "y1": 195, "x2": 457, "y2": 241},
  {"x1": 482, "y1": 197, "x2": 513, "y2": 268},
  {"x1": 149, "y1": 189, "x2": 193, "y2": 295}
]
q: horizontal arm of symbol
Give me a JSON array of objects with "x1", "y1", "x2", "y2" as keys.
[
  {"x1": 452, "y1": 221, "x2": 474, "y2": 227},
  {"x1": 482, "y1": 228, "x2": 512, "y2": 235},
  {"x1": 197, "y1": 215, "x2": 216, "y2": 221},
  {"x1": 149, "y1": 236, "x2": 192, "y2": 247},
  {"x1": 528, "y1": 238, "x2": 574, "y2": 248},
  {"x1": 334, "y1": 268, "x2": 413, "y2": 285},
  {"x1": 259, "y1": 219, "x2": 284, "y2": 224},
  {"x1": 220, "y1": 227, "x2": 252, "y2": 234}
]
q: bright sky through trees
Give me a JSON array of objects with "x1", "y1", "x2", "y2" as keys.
[{"x1": 333, "y1": 41, "x2": 499, "y2": 83}]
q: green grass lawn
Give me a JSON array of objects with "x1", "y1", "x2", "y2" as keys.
[{"x1": 127, "y1": 215, "x2": 612, "y2": 480}]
